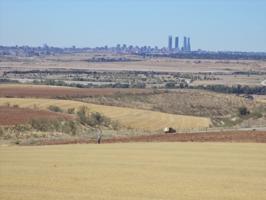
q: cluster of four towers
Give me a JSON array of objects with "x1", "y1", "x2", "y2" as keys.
[{"x1": 168, "y1": 36, "x2": 191, "y2": 52}]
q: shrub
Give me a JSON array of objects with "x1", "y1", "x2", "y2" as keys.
[
  {"x1": 29, "y1": 118, "x2": 80, "y2": 135},
  {"x1": 87, "y1": 112, "x2": 109, "y2": 127},
  {"x1": 0, "y1": 127, "x2": 4, "y2": 137},
  {"x1": 14, "y1": 124, "x2": 31, "y2": 132},
  {"x1": 67, "y1": 108, "x2": 75, "y2": 114},
  {"x1": 165, "y1": 82, "x2": 176, "y2": 88},
  {"x1": 110, "y1": 120, "x2": 120, "y2": 130},
  {"x1": 48, "y1": 105, "x2": 63, "y2": 113},
  {"x1": 30, "y1": 118, "x2": 55, "y2": 132},
  {"x1": 62, "y1": 121, "x2": 78, "y2": 135},
  {"x1": 238, "y1": 106, "x2": 250, "y2": 116},
  {"x1": 77, "y1": 106, "x2": 90, "y2": 125},
  {"x1": 77, "y1": 106, "x2": 112, "y2": 128}
]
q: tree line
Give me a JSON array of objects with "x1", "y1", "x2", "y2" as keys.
[{"x1": 194, "y1": 85, "x2": 266, "y2": 95}]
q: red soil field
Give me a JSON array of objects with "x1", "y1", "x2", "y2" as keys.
[
  {"x1": 31, "y1": 131, "x2": 266, "y2": 145},
  {"x1": 0, "y1": 106, "x2": 73, "y2": 125},
  {"x1": 0, "y1": 85, "x2": 154, "y2": 98},
  {"x1": 104, "y1": 131, "x2": 266, "y2": 143}
]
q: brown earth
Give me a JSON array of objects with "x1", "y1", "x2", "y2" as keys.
[
  {"x1": 0, "y1": 85, "x2": 154, "y2": 98},
  {"x1": 30, "y1": 131, "x2": 266, "y2": 145},
  {"x1": 105, "y1": 131, "x2": 266, "y2": 143},
  {"x1": 0, "y1": 106, "x2": 73, "y2": 125}
]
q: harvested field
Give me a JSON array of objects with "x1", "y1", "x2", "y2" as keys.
[
  {"x1": 254, "y1": 95, "x2": 266, "y2": 104},
  {"x1": 1, "y1": 143, "x2": 266, "y2": 200},
  {"x1": 0, "y1": 106, "x2": 73, "y2": 125},
  {"x1": 1, "y1": 54, "x2": 266, "y2": 72},
  {"x1": 0, "y1": 84, "x2": 153, "y2": 98},
  {"x1": 0, "y1": 98, "x2": 211, "y2": 130}
]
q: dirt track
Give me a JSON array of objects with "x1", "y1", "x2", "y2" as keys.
[{"x1": 32, "y1": 131, "x2": 266, "y2": 145}]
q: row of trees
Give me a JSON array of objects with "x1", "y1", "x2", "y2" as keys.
[
  {"x1": 32, "y1": 79, "x2": 147, "y2": 89},
  {"x1": 194, "y1": 85, "x2": 266, "y2": 95}
]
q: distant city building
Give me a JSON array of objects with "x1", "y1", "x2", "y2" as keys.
[
  {"x1": 187, "y1": 37, "x2": 191, "y2": 51},
  {"x1": 175, "y1": 36, "x2": 179, "y2": 50},
  {"x1": 1, "y1": 42, "x2": 266, "y2": 59},
  {"x1": 168, "y1": 35, "x2": 191, "y2": 52},
  {"x1": 183, "y1": 37, "x2": 187, "y2": 51},
  {"x1": 168, "y1": 36, "x2": 173, "y2": 50}
]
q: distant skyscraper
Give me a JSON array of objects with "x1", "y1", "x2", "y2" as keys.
[
  {"x1": 187, "y1": 37, "x2": 191, "y2": 51},
  {"x1": 183, "y1": 37, "x2": 187, "y2": 51},
  {"x1": 175, "y1": 36, "x2": 179, "y2": 49},
  {"x1": 168, "y1": 36, "x2": 173, "y2": 51}
]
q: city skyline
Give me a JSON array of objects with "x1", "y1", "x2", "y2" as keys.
[{"x1": 0, "y1": 0, "x2": 266, "y2": 52}]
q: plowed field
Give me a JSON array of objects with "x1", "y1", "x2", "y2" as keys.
[
  {"x1": 0, "y1": 106, "x2": 73, "y2": 125},
  {"x1": 32, "y1": 131, "x2": 266, "y2": 145},
  {"x1": 0, "y1": 84, "x2": 153, "y2": 98}
]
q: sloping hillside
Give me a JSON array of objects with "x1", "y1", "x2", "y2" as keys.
[{"x1": 0, "y1": 98, "x2": 211, "y2": 131}]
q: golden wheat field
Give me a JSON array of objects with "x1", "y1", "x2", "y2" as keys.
[
  {"x1": 0, "y1": 143, "x2": 266, "y2": 200},
  {"x1": 0, "y1": 98, "x2": 211, "y2": 130}
]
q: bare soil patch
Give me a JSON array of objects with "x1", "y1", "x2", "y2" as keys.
[
  {"x1": 0, "y1": 106, "x2": 73, "y2": 125},
  {"x1": 105, "y1": 131, "x2": 266, "y2": 143},
  {"x1": 32, "y1": 131, "x2": 266, "y2": 145},
  {"x1": 0, "y1": 85, "x2": 153, "y2": 98}
]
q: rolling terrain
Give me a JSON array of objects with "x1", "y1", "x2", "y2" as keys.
[{"x1": 0, "y1": 98, "x2": 211, "y2": 131}]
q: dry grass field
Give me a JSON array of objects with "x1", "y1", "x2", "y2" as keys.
[
  {"x1": 1, "y1": 53, "x2": 266, "y2": 73},
  {"x1": 191, "y1": 74, "x2": 265, "y2": 86},
  {"x1": 0, "y1": 85, "x2": 255, "y2": 117},
  {"x1": 256, "y1": 96, "x2": 266, "y2": 104},
  {"x1": 1, "y1": 142, "x2": 266, "y2": 200},
  {"x1": 0, "y1": 98, "x2": 211, "y2": 130},
  {"x1": 83, "y1": 89, "x2": 256, "y2": 117}
]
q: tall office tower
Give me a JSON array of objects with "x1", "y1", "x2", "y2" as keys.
[
  {"x1": 187, "y1": 37, "x2": 191, "y2": 51},
  {"x1": 175, "y1": 36, "x2": 179, "y2": 49},
  {"x1": 168, "y1": 35, "x2": 173, "y2": 51},
  {"x1": 183, "y1": 37, "x2": 187, "y2": 51}
]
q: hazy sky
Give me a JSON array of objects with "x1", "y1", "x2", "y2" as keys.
[{"x1": 0, "y1": 0, "x2": 266, "y2": 51}]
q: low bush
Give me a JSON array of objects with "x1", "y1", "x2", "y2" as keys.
[
  {"x1": 0, "y1": 127, "x2": 4, "y2": 137},
  {"x1": 67, "y1": 107, "x2": 75, "y2": 114},
  {"x1": 77, "y1": 106, "x2": 115, "y2": 128},
  {"x1": 30, "y1": 118, "x2": 58, "y2": 132},
  {"x1": 48, "y1": 105, "x2": 63, "y2": 113},
  {"x1": 238, "y1": 106, "x2": 250, "y2": 116},
  {"x1": 30, "y1": 118, "x2": 79, "y2": 135}
]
